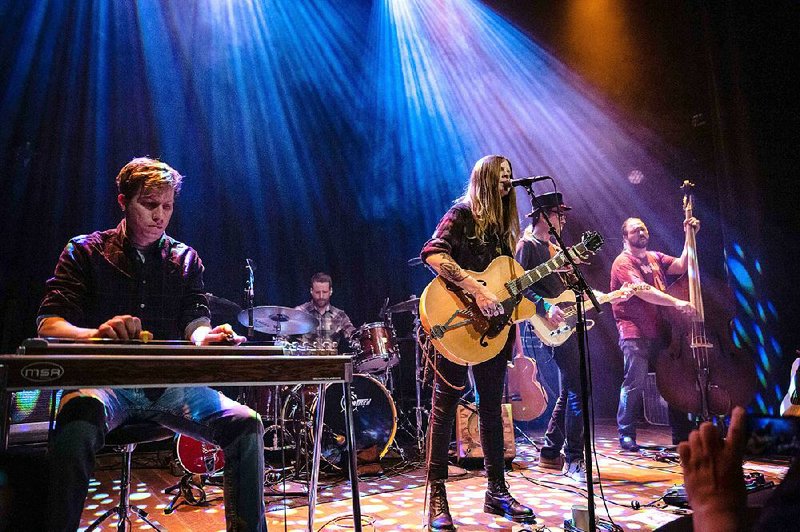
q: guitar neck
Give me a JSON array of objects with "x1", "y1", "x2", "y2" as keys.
[
  {"x1": 595, "y1": 288, "x2": 628, "y2": 307},
  {"x1": 512, "y1": 252, "x2": 569, "y2": 294}
]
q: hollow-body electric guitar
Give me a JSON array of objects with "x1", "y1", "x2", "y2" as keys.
[
  {"x1": 780, "y1": 355, "x2": 800, "y2": 417},
  {"x1": 419, "y1": 232, "x2": 603, "y2": 365}
]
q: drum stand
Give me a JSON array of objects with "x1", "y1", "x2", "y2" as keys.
[
  {"x1": 164, "y1": 471, "x2": 222, "y2": 513},
  {"x1": 411, "y1": 310, "x2": 428, "y2": 454}
]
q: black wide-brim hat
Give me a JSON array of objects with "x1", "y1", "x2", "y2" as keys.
[{"x1": 526, "y1": 191, "x2": 572, "y2": 217}]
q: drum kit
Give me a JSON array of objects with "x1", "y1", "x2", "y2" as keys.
[{"x1": 193, "y1": 292, "x2": 427, "y2": 478}]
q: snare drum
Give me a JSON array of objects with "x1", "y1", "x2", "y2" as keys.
[
  {"x1": 354, "y1": 322, "x2": 399, "y2": 373},
  {"x1": 281, "y1": 374, "x2": 397, "y2": 469}
]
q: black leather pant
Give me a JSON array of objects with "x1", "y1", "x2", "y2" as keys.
[{"x1": 426, "y1": 350, "x2": 508, "y2": 482}]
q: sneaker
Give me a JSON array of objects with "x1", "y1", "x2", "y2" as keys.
[
  {"x1": 538, "y1": 453, "x2": 565, "y2": 471},
  {"x1": 564, "y1": 459, "x2": 587, "y2": 482},
  {"x1": 619, "y1": 436, "x2": 640, "y2": 452}
]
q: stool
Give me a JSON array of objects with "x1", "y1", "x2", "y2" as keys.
[{"x1": 86, "y1": 423, "x2": 174, "y2": 532}]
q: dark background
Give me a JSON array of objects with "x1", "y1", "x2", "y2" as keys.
[{"x1": 1, "y1": 0, "x2": 797, "y2": 417}]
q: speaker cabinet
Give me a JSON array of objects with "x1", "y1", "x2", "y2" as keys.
[
  {"x1": 455, "y1": 402, "x2": 515, "y2": 461},
  {"x1": 6, "y1": 389, "x2": 61, "y2": 446}
]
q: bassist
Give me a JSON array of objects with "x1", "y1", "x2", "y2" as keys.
[
  {"x1": 420, "y1": 155, "x2": 535, "y2": 530},
  {"x1": 611, "y1": 216, "x2": 698, "y2": 450}
]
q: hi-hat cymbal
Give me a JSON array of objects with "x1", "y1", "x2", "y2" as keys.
[
  {"x1": 206, "y1": 293, "x2": 242, "y2": 318},
  {"x1": 387, "y1": 296, "x2": 421, "y2": 314},
  {"x1": 237, "y1": 306, "x2": 316, "y2": 336}
]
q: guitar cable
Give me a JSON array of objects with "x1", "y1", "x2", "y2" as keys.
[{"x1": 418, "y1": 329, "x2": 466, "y2": 392}]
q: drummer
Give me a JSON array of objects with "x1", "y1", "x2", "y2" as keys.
[{"x1": 293, "y1": 272, "x2": 356, "y2": 348}]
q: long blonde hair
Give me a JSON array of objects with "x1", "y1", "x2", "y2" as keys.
[{"x1": 463, "y1": 155, "x2": 519, "y2": 251}]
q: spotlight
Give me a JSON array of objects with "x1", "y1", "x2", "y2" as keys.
[{"x1": 627, "y1": 169, "x2": 644, "y2": 185}]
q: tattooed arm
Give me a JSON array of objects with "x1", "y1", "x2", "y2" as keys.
[
  {"x1": 614, "y1": 257, "x2": 693, "y2": 314},
  {"x1": 425, "y1": 252, "x2": 503, "y2": 317}
]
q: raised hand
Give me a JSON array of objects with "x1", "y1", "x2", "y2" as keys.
[{"x1": 678, "y1": 406, "x2": 747, "y2": 532}]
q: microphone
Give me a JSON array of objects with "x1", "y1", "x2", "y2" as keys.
[{"x1": 510, "y1": 175, "x2": 551, "y2": 187}]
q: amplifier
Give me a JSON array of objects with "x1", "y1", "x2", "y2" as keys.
[
  {"x1": 6, "y1": 390, "x2": 61, "y2": 446},
  {"x1": 455, "y1": 402, "x2": 515, "y2": 462}
]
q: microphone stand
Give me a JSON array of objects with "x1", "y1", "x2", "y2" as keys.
[
  {"x1": 521, "y1": 184, "x2": 601, "y2": 532},
  {"x1": 244, "y1": 259, "x2": 255, "y2": 339}
]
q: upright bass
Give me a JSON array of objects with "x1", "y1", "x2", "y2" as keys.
[{"x1": 655, "y1": 181, "x2": 756, "y2": 419}]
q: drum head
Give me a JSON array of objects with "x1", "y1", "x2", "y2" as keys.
[
  {"x1": 174, "y1": 434, "x2": 225, "y2": 475},
  {"x1": 315, "y1": 374, "x2": 397, "y2": 468}
]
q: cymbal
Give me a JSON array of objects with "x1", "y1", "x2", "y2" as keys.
[
  {"x1": 206, "y1": 293, "x2": 242, "y2": 318},
  {"x1": 237, "y1": 306, "x2": 316, "y2": 336},
  {"x1": 387, "y1": 296, "x2": 421, "y2": 314}
]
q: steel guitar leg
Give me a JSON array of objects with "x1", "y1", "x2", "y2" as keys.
[
  {"x1": 344, "y1": 381, "x2": 363, "y2": 532},
  {"x1": 308, "y1": 384, "x2": 326, "y2": 532}
]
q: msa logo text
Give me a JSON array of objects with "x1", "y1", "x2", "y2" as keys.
[{"x1": 21, "y1": 363, "x2": 64, "y2": 382}]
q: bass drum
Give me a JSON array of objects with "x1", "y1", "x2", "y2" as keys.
[
  {"x1": 173, "y1": 434, "x2": 225, "y2": 475},
  {"x1": 282, "y1": 374, "x2": 397, "y2": 469}
]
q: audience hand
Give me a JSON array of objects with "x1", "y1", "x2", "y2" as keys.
[{"x1": 678, "y1": 406, "x2": 747, "y2": 532}]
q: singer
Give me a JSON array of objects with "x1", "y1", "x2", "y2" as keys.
[{"x1": 420, "y1": 154, "x2": 535, "y2": 530}]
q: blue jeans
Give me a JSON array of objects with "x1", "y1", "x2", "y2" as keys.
[
  {"x1": 541, "y1": 334, "x2": 584, "y2": 463},
  {"x1": 426, "y1": 351, "x2": 508, "y2": 483},
  {"x1": 617, "y1": 338, "x2": 692, "y2": 443},
  {"x1": 47, "y1": 387, "x2": 266, "y2": 531}
]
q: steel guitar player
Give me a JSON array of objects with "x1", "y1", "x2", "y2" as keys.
[{"x1": 35, "y1": 157, "x2": 267, "y2": 531}]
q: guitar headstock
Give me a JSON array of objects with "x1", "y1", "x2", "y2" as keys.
[
  {"x1": 575, "y1": 231, "x2": 603, "y2": 255},
  {"x1": 558, "y1": 231, "x2": 604, "y2": 263},
  {"x1": 681, "y1": 180, "x2": 695, "y2": 219}
]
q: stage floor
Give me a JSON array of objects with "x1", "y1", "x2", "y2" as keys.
[{"x1": 75, "y1": 420, "x2": 787, "y2": 531}]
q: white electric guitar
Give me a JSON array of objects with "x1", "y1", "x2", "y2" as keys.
[{"x1": 527, "y1": 285, "x2": 640, "y2": 347}]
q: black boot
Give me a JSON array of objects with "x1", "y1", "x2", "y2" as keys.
[
  {"x1": 484, "y1": 479, "x2": 536, "y2": 524},
  {"x1": 428, "y1": 479, "x2": 456, "y2": 531}
]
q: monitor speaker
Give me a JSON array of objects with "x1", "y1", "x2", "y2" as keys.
[{"x1": 455, "y1": 402, "x2": 515, "y2": 461}]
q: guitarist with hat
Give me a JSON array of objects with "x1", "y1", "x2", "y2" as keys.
[{"x1": 514, "y1": 191, "x2": 593, "y2": 482}]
